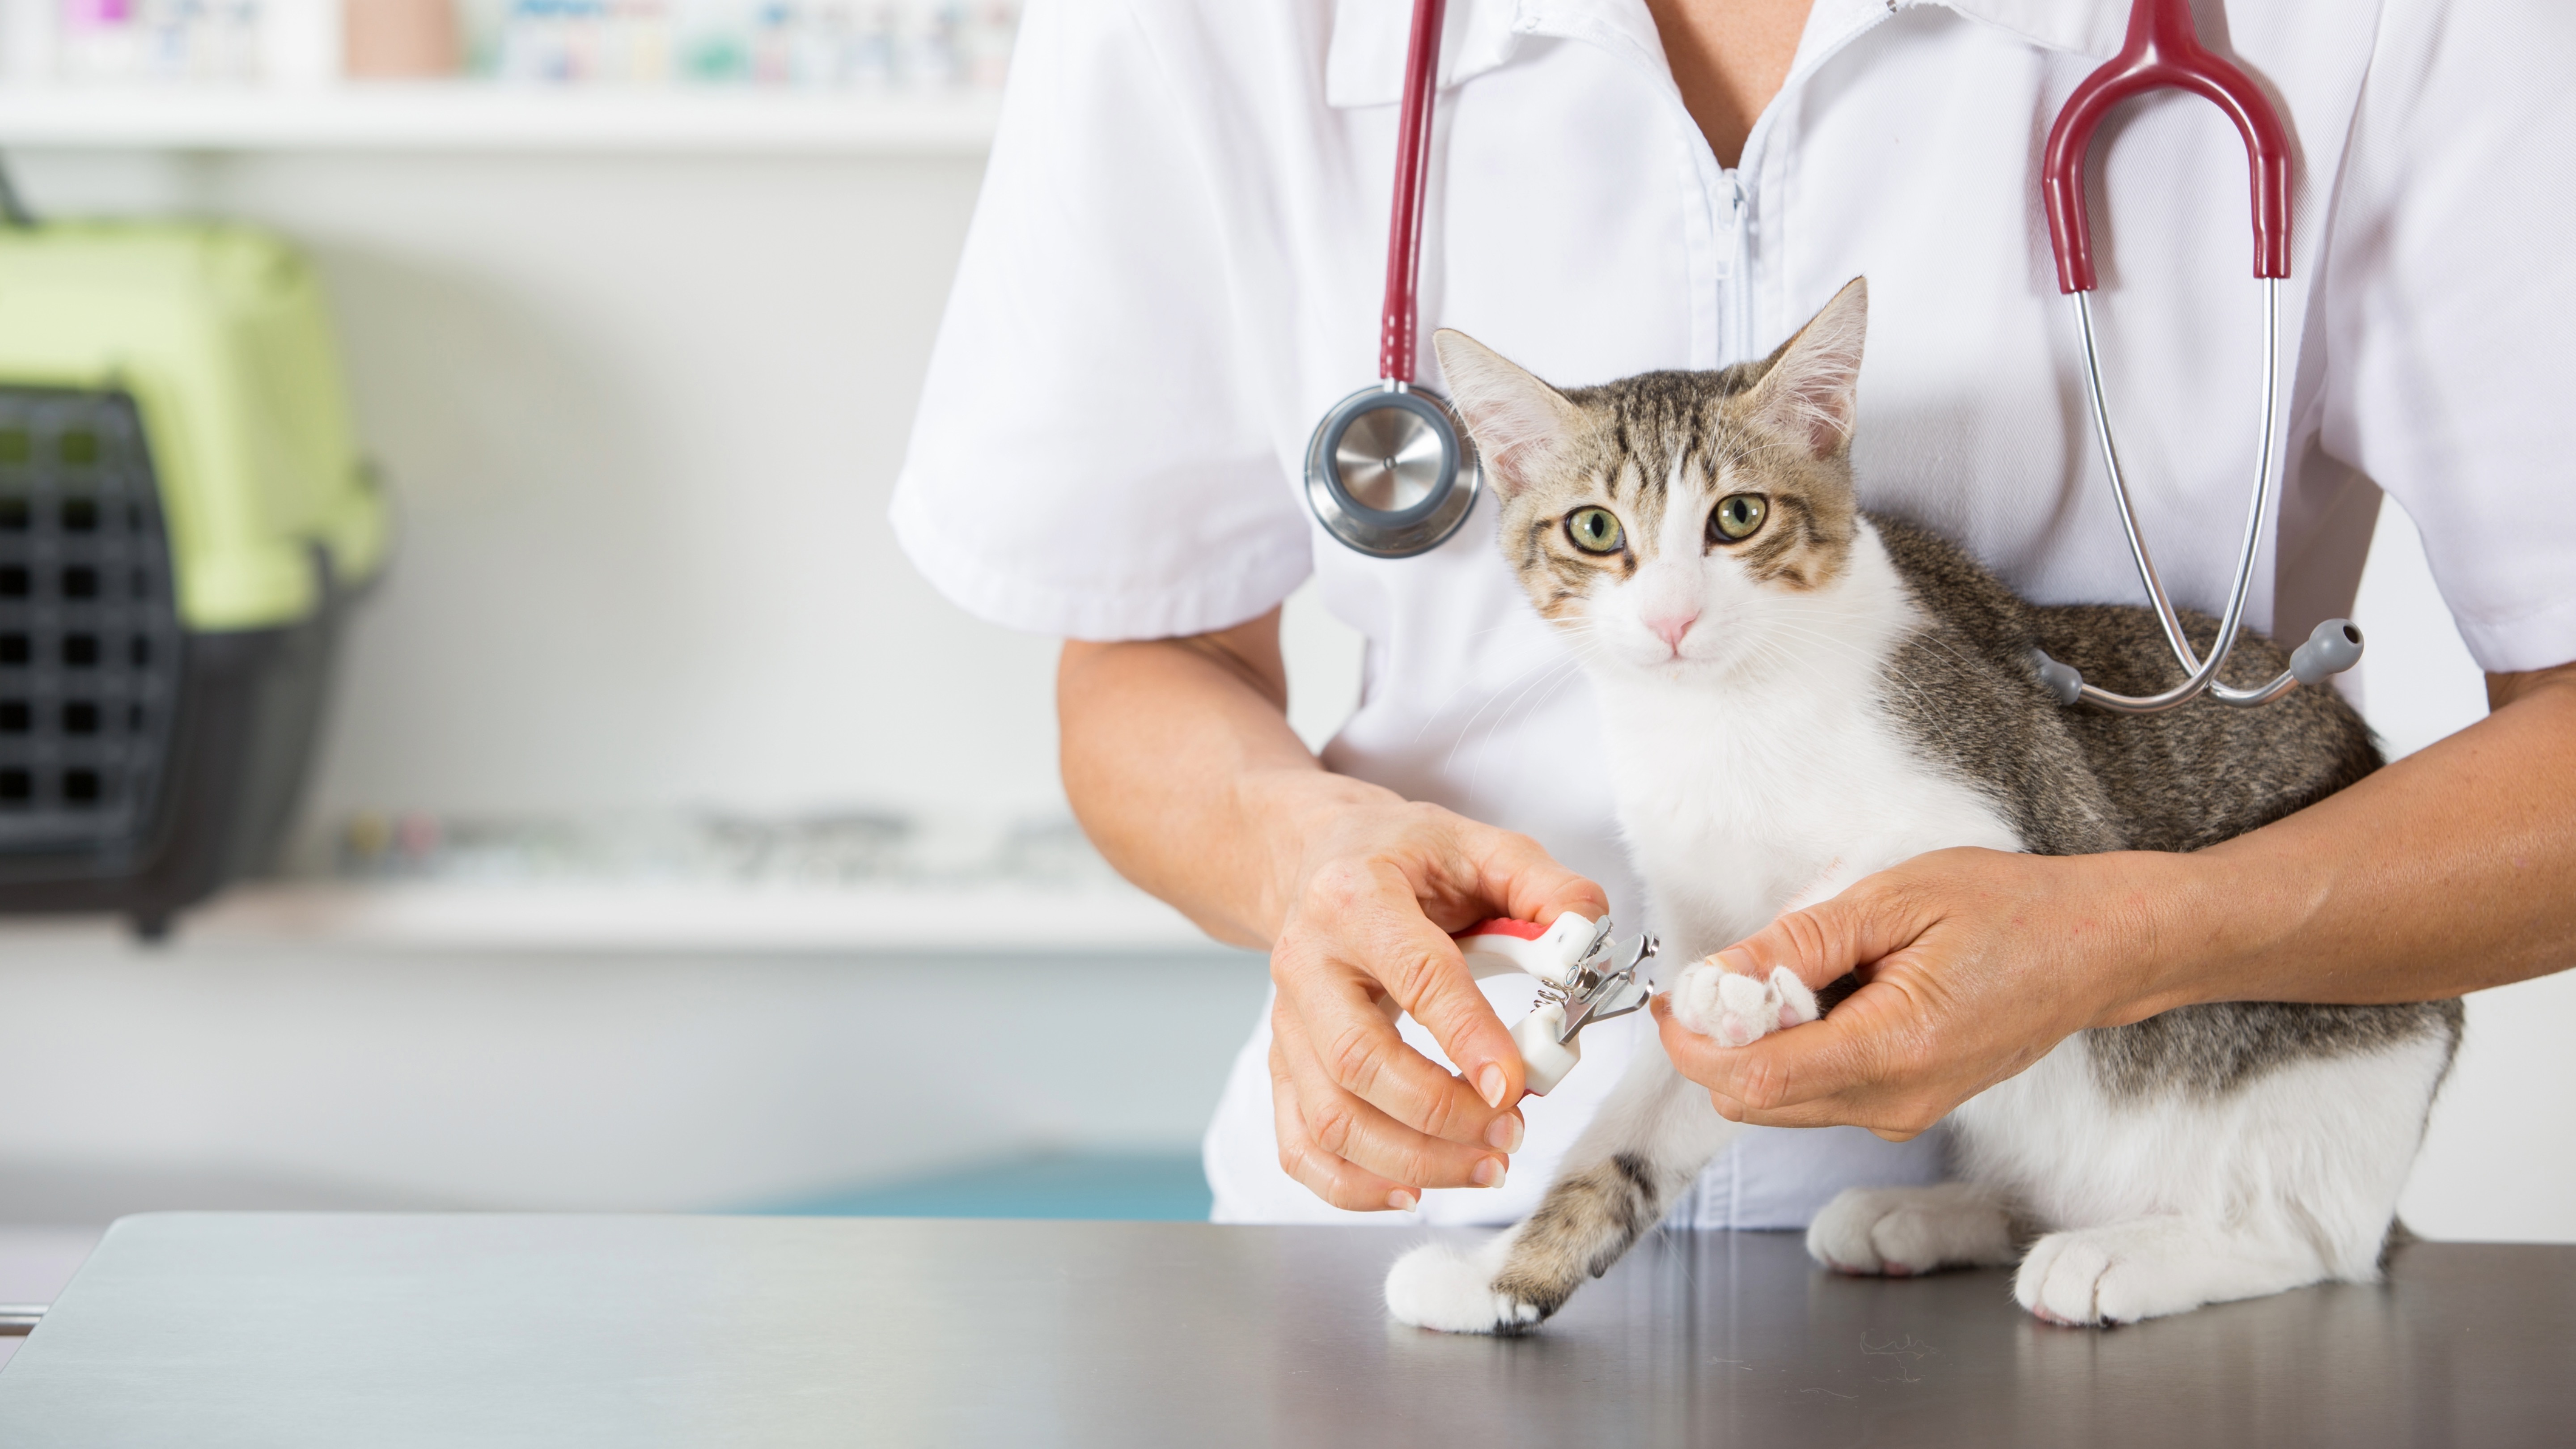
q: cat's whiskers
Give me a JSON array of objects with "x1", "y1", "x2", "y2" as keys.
[
  {"x1": 1770, "y1": 597, "x2": 1988, "y2": 679},
  {"x1": 1446, "y1": 631, "x2": 1602, "y2": 782},
  {"x1": 1465, "y1": 641, "x2": 1599, "y2": 781},
  {"x1": 1407, "y1": 616, "x2": 1607, "y2": 748},
  {"x1": 1751, "y1": 616, "x2": 1974, "y2": 759},
  {"x1": 1698, "y1": 607, "x2": 1960, "y2": 752},
  {"x1": 1430, "y1": 626, "x2": 1602, "y2": 764}
]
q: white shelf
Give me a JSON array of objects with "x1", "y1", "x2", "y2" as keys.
[
  {"x1": 0, "y1": 83, "x2": 1001, "y2": 154},
  {"x1": 150, "y1": 878, "x2": 1216, "y2": 953}
]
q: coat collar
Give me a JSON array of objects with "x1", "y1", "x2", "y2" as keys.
[
  {"x1": 1323, "y1": 0, "x2": 2126, "y2": 109},
  {"x1": 1940, "y1": 0, "x2": 2127, "y2": 59},
  {"x1": 1323, "y1": 0, "x2": 1534, "y2": 107}
]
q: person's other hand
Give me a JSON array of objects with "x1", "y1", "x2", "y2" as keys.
[
  {"x1": 1654, "y1": 848, "x2": 2185, "y2": 1138},
  {"x1": 1267, "y1": 797, "x2": 1608, "y2": 1211}
]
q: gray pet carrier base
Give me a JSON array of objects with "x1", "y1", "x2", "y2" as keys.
[{"x1": 0, "y1": 387, "x2": 351, "y2": 939}]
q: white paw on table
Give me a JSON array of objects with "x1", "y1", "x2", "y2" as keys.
[
  {"x1": 1383, "y1": 1237, "x2": 1541, "y2": 1335},
  {"x1": 1806, "y1": 1184, "x2": 2017, "y2": 1276},
  {"x1": 2014, "y1": 1219, "x2": 2240, "y2": 1326}
]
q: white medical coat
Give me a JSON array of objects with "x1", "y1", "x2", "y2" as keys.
[{"x1": 892, "y1": 0, "x2": 2576, "y2": 1226}]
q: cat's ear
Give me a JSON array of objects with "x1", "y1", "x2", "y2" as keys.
[
  {"x1": 1748, "y1": 277, "x2": 1868, "y2": 459},
  {"x1": 1434, "y1": 329, "x2": 1584, "y2": 497}
]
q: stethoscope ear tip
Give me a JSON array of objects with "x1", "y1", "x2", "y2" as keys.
[
  {"x1": 2034, "y1": 650, "x2": 2086, "y2": 705},
  {"x1": 2289, "y1": 618, "x2": 2365, "y2": 686}
]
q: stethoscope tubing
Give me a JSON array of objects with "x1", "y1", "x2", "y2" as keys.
[
  {"x1": 2034, "y1": 0, "x2": 2360, "y2": 712},
  {"x1": 2060, "y1": 280, "x2": 2295, "y2": 713},
  {"x1": 2041, "y1": 0, "x2": 2294, "y2": 290},
  {"x1": 1377, "y1": 0, "x2": 1447, "y2": 386}
]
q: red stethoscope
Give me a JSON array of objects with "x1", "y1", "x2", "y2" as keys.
[
  {"x1": 1301, "y1": 0, "x2": 1480, "y2": 560},
  {"x1": 1304, "y1": 0, "x2": 2361, "y2": 709}
]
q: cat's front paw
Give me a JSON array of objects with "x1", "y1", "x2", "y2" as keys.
[
  {"x1": 1670, "y1": 958, "x2": 1820, "y2": 1046},
  {"x1": 2015, "y1": 1221, "x2": 2228, "y2": 1326},
  {"x1": 1384, "y1": 1241, "x2": 1545, "y2": 1335}
]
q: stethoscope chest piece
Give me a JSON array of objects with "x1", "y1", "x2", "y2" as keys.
[{"x1": 1304, "y1": 382, "x2": 1481, "y2": 559}]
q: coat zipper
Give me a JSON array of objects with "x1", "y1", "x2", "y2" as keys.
[
  {"x1": 1518, "y1": 0, "x2": 1911, "y2": 364},
  {"x1": 1719, "y1": 0, "x2": 1908, "y2": 362}
]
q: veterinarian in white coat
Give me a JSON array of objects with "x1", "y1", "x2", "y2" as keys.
[{"x1": 892, "y1": 0, "x2": 2576, "y2": 1226}]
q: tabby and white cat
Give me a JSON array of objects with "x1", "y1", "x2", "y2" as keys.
[{"x1": 1383, "y1": 279, "x2": 2461, "y2": 1331}]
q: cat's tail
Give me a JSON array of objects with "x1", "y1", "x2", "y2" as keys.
[{"x1": 1384, "y1": 1045, "x2": 1733, "y2": 1334}]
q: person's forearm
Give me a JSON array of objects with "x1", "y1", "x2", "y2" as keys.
[
  {"x1": 2129, "y1": 664, "x2": 2576, "y2": 1016},
  {"x1": 1057, "y1": 610, "x2": 1398, "y2": 949}
]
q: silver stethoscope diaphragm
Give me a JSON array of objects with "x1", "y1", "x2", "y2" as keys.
[
  {"x1": 1305, "y1": 0, "x2": 1479, "y2": 560},
  {"x1": 1304, "y1": 381, "x2": 1480, "y2": 559}
]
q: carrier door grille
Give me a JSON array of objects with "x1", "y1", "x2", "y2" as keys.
[{"x1": 0, "y1": 388, "x2": 186, "y2": 860}]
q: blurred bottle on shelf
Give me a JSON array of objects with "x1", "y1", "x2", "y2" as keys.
[
  {"x1": 0, "y1": 0, "x2": 1009, "y2": 89},
  {"x1": 343, "y1": 0, "x2": 456, "y2": 76},
  {"x1": 0, "y1": 0, "x2": 336, "y2": 84},
  {"x1": 51, "y1": 0, "x2": 266, "y2": 82},
  {"x1": 317, "y1": 806, "x2": 1112, "y2": 890},
  {"x1": 467, "y1": 0, "x2": 1016, "y2": 91}
]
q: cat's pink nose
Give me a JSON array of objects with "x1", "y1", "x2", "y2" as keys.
[{"x1": 1646, "y1": 611, "x2": 1699, "y2": 653}]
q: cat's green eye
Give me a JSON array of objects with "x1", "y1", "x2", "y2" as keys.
[
  {"x1": 1565, "y1": 507, "x2": 1625, "y2": 554},
  {"x1": 1709, "y1": 493, "x2": 1769, "y2": 543}
]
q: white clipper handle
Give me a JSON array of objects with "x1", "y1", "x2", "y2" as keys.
[
  {"x1": 1510, "y1": 1004, "x2": 1582, "y2": 1097},
  {"x1": 1454, "y1": 914, "x2": 1605, "y2": 1096},
  {"x1": 1456, "y1": 912, "x2": 1597, "y2": 988}
]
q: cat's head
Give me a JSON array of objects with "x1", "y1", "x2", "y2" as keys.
[{"x1": 1435, "y1": 278, "x2": 1868, "y2": 680}]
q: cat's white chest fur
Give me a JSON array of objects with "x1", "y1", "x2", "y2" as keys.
[{"x1": 1587, "y1": 533, "x2": 2021, "y2": 962}]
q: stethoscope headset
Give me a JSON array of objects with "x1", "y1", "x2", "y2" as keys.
[{"x1": 1302, "y1": 0, "x2": 2362, "y2": 714}]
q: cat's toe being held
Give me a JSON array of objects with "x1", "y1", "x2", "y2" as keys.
[
  {"x1": 1385, "y1": 1239, "x2": 1545, "y2": 1335},
  {"x1": 1807, "y1": 1184, "x2": 2017, "y2": 1276},
  {"x1": 1670, "y1": 959, "x2": 1819, "y2": 1046},
  {"x1": 1668, "y1": 960, "x2": 1729, "y2": 1036}
]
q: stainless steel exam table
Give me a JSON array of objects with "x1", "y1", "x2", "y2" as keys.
[{"x1": 0, "y1": 1213, "x2": 2566, "y2": 1447}]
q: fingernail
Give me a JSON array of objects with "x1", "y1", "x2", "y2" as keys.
[
  {"x1": 1388, "y1": 1189, "x2": 1419, "y2": 1212},
  {"x1": 1486, "y1": 1113, "x2": 1525, "y2": 1153},
  {"x1": 1475, "y1": 1064, "x2": 1508, "y2": 1108},
  {"x1": 1472, "y1": 1158, "x2": 1507, "y2": 1189}
]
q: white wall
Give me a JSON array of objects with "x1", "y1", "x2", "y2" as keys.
[
  {"x1": 12, "y1": 146, "x2": 1067, "y2": 823},
  {"x1": 2349, "y1": 505, "x2": 2574, "y2": 1242}
]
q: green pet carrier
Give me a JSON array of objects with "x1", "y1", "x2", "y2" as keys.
[{"x1": 0, "y1": 219, "x2": 389, "y2": 935}]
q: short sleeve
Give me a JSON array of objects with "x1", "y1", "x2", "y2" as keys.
[
  {"x1": 889, "y1": 0, "x2": 1314, "y2": 642},
  {"x1": 2319, "y1": 0, "x2": 2576, "y2": 674}
]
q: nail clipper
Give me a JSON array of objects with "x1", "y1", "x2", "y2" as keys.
[{"x1": 1452, "y1": 913, "x2": 1658, "y2": 1096}]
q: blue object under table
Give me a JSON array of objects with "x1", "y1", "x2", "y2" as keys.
[{"x1": 0, "y1": 1214, "x2": 2565, "y2": 1447}]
